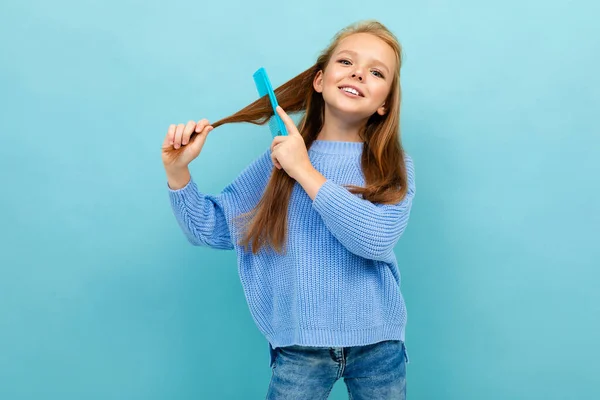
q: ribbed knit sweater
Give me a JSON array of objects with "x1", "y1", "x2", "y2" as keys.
[{"x1": 167, "y1": 140, "x2": 416, "y2": 349}]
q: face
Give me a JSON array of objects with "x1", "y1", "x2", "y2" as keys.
[{"x1": 313, "y1": 33, "x2": 397, "y2": 121}]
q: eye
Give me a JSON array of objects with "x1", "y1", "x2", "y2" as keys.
[
  {"x1": 372, "y1": 70, "x2": 384, "y2": 78},
  {"x1": 338, "y1": 59, "x2": 352, "y2": 65}
]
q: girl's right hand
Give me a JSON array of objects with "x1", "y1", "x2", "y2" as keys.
[{"x1": 162, "y1": 119, "x2": 214, "y2": 170}]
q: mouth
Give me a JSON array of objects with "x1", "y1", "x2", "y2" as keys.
[{"x1": 338, "y1": 85, "x2": 364, "y2": 97}]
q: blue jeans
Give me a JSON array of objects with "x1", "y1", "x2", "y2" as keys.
[{"x1": 266, "y1": 340, "x2": 409, "y2": 399}]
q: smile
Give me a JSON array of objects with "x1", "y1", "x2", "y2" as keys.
[{"x1": 338, "y1": 86, "x2": 364, "y2": 97}]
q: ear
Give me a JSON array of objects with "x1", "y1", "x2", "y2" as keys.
[
  {"x1": 377, "y1": 102, "x2": 386, "y2": 116},
  {"x1": 313, "y1": 70, "x2": 324, "y2": 93}
]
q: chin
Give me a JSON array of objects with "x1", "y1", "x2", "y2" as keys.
[
  {"x1": 327, "y1": 99, "x2": 373, "y2": 119},
  {"x1": 323, "y1": 89, "x2": 375, "y2": 119}
]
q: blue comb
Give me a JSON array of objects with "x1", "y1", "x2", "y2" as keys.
[{"x1": 253, "y1": 67, "x2": 288, "y2": 138}]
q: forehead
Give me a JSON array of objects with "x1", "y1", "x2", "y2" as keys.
[{"x1": 334, "y1": 33, "x2": 397, "y2": 69}]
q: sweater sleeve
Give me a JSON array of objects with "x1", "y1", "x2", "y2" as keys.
[
  {"x1": 167, "y1": 148, "x2": 273, "y2": 250},
  {"x1": 168, "y1": 178, "x2": 234, "y2": 250},
  {"x1": 312, "y1": 154, "x2": 416, "y2": 261}
]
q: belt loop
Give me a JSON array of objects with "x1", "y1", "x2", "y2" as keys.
[
  {"x1": 402, "y1": 342, "x2": 410, "y2": 364},
  {"x1": 269, "y1": 343, "x2": 278, "y2": 368}
]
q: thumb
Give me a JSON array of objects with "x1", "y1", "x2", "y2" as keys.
[
  {"x1": 190, "y1": 125, "x2": 213, "y2": 153},
  {"x1": 276, "y1": 106, "x2": 299, "y2": 135}
]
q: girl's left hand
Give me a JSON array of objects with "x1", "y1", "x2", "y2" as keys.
[{"x1": 270, "y1": 106, "x2": 313, "y2": 181}]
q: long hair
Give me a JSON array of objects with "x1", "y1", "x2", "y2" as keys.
[{"x1": 163, "y1": 20, "x2": 408, "y2": 255}]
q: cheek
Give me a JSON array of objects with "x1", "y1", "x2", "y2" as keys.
[
  {"x1": 324, "y1": 75, "x2": 337, "y2": 90},
  {"x1": 322, "y1": 75, "x2": 341, "y2": 98},
  {"x1": 324, "y1": 69, "x2": 345, "y2": 87},
  {"x1": 372, "y1": 82, "x2": 391, "y2": 103}
]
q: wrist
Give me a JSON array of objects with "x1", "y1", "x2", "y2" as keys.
[
  {"x1": 165, "y1": 166, "x2": 191, "y2": 190},
  {"x1": 293, "y1": 164, "x2": 314, "y2": 183},
  {"x1": 291, "y1": 161, "x2": 315, "y2": 181},
  {"x1": 294, "y1": 165, "x2": 327, "y2": 201}
]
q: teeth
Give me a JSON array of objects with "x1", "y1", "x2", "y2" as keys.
[{"x1": 341, "y1": 87, "x2": 360, "y2": 96}]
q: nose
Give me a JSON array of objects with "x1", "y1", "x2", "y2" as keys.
[{"x1": 351, "y1": 71, "x2": 363, "y2": 81}]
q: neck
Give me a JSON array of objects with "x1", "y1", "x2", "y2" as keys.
[{"x1": 315, "y1": 105, "x2": 366, "y2": 142}]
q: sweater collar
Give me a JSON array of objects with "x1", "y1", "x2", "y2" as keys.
[{"x1": 309, "y1": 140, "x2": 364, "y2": 155}]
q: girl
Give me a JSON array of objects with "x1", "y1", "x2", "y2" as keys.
[{"x1": 161, "y1": 20, "x2": 416, "y2": 400}]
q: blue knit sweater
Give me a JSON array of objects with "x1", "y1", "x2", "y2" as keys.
[{"x1": 167, "y1": 140, "x2": 416, "y2": 349}]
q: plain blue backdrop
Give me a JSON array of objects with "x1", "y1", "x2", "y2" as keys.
[{"x1": 1, "y1": 0, "x2": 598, "y2": 399}]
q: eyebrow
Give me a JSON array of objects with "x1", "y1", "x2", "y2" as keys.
[{"x1": 335, "y1": 49, "x2": 390, "y2": 74}]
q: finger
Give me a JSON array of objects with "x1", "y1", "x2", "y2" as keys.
[
  {"x1": 271, "y1": 152, "x2": 281, "y2": 169},
  {"x1": 198, "y1": 124, "x2": 214, "y2": 137},
  {"x1": 163, "y1": 124, "x2": 176, "y2": 148},
  {"x1": 194, "y1": 118, "x2": 209, "y2": 133},
  {"x1": 181, "y1": 120, "x2": 196, "y2": 146},
  {"x1": 270, "y1": 136, "x2": 285, "y2": 152},
  {"x1": 174, "y1": 124, "x2": 185, "y2": 149},
  {"x1": 276, "y1": 106, "x2": 298, "y2": 135},
  {"x1": 189, "y1": 124, "x2": 213, "y2": 153}
]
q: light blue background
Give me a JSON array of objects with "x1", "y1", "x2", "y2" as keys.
[{"x1": 1, "y1": 0, "x2": 598, "y2": 398}]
